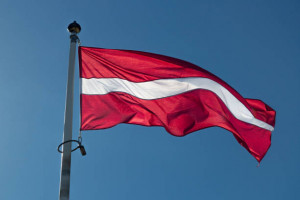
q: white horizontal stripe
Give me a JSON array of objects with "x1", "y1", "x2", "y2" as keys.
[{"x1": 81, "y1": 77, "x2": 274, "y2": 131}]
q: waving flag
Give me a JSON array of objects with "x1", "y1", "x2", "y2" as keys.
[{"x1": 79, "y1": 46, "x2": 276, "y2": 162}]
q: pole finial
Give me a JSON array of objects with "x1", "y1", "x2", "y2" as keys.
[{"x1": 68, "y1": 21, "x2": 81, "y2": 34}]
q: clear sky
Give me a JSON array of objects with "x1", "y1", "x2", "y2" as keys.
[{"x1": 0, "y1": 0, "x2": 299, "y2": 199}]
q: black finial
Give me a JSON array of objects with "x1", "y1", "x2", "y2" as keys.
[{"x1": 68, "y1": 21, "x2": 81, "y2": 34}]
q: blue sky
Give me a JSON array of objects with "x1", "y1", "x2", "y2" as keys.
[{"x1": 0, "y1": 0, "x2": 299, "y2": 199}]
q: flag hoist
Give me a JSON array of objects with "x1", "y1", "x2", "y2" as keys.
[{"x1": 59, "y1": 21, "x2": 81, "y2": 200}]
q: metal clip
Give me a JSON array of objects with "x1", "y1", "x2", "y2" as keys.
[{"x1": 79, "y1": 145, "x2": 87, "y2": 156}]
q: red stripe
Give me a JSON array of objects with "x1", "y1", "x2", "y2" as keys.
[
  {"x1": 80, "y1": 46, "x2": 225, "y2": 82},
  {"x1": 81, "y1": 89, "x2": 275, "y2": 162}
]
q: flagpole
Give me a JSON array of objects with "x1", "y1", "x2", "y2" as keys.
[{"x1": 59, "y1": 21, "x2": 81, "y2": 200}]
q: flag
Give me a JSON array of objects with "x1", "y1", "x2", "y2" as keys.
[{"x1": 79, "y1": 46, "x2": 276, "y2": 162}]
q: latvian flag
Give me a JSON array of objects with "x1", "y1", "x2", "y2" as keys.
[{"x1": 79, "y1": 46, "x2": 276, "y2": 162}]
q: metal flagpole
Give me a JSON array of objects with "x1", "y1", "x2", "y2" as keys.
[{"x1": 59, "y1": 21, "x2": 81, "y2": 200}]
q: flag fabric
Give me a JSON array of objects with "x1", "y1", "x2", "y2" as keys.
[{"x1": 79, "y1": 46, "x2": 276, "y2": 162}]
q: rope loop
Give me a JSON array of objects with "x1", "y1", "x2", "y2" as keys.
[{"x1": 57, "y1": 139, "x2": 86, "y2": 156}]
